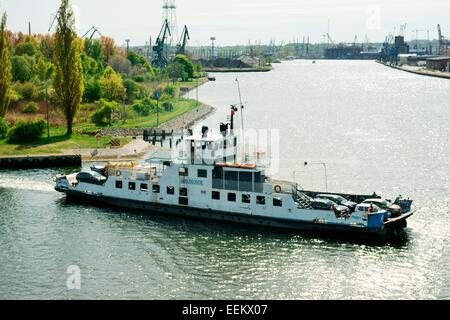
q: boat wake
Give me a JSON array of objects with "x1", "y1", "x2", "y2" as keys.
[{"x1": 0, "y1": 176, "x2": 55, "y2": 193}]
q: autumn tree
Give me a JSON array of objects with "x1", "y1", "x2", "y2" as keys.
[
  {"x1": 0, "y1": 13, "x2": 12, "y2": 118},
  {"x1": 101, "y1": 36, "x2": 115, "y2": 62},
  {"x1": 53, "y1": 0, "x2": 84, "y2": 135}
]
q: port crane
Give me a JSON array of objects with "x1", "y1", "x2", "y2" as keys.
[
  {"x1": 81, "y1": 26, "x2": 103, "y2": 40},
  {"x1": 176, "y1": 25, "x2": 190, "y2": 55},
  {"x1": 152, "y1": 19, "x2": 171, "y2": 68},
  {"x1": 437, "y1": 24, "x2": 449, "y2": 56}
]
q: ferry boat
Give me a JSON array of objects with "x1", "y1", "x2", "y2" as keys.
[{"x1": 54, "y1": 107, "x2": 414, "y2": 238}]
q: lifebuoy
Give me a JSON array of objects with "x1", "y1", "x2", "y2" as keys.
[{"x1": 274, "y1": 185, "x2": 282, "y2": 193}]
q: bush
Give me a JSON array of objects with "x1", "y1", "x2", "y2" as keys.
[
  {"x1": 132, "y1": 74, "x2": 145, "y2": 83},
  {"x1": 91, "y1": 100, "x2": 118, "y2": 125},
  {"x1": 83, "y1": 78, "x2": 102, "y2": 103},
  {"x1": 15, "y1": 82, "x2": 39, "y2": 100},
  {"x1": 0, "y1": 118, "x2": 8, "y2": 139},
  {"x1": 22, "y1": 102, "x2": 39, "y2": 114},
  {"x1": 132, "y1": 98, "x2": 156, "y2": 117},
  {"x1": 7, "y1": 119, "x2": 46, "y2": 143},
  {"x1": 164, "y1": 84, "x2": 179, "y2": 98},
  {"x1": 162, "y1": 101, "x2": 174, "y2": 112}
]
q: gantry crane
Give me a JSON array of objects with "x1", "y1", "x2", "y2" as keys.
[
  {"x1": 438, "y1": 24, "x2": 449, "y2": 56},
  {"x1": 152, "y1": 19, "x2": 171, "y2": 68},
  {"x1": 81, "y1": 26, "x2": 103, "y2": 40},
  {"x1": 176, "y1": 25, "x2": 190, "y2": 55}
]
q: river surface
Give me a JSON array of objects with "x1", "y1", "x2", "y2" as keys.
[{"x1": 1, "y1": 60, "x2": 449, "y2": 299}]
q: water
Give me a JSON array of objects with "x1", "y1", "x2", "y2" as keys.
[{"x1": 1, "y1": 61, "x2": 449, "y2": 299}]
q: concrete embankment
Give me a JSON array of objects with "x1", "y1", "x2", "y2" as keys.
[
  {"x1": 0, "y1": 154, "x2": 82, "y2": 169},
  {"x1": 376, "y1": 61, "x2": 450, "y2": 80}
]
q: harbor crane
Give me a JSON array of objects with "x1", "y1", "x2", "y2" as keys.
[
  {"x1": 438, "y1": 24, "x2": 449, "y2": 56},
  {"x1": 152, "y1": 19, "x2": 171, "y2": 68},
  {"x1": 81, "y1": 26, "x2": 103, "y2": 40},
  {"x1": 176, "y1": 25, "x2": 190, "y2": 55}
]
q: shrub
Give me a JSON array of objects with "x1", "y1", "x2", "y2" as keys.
[
  {"x1": 83, "y1": 78, "x2": 102, "y2": 103},
  {"x1": 132, "y1": 98, "x2": 156, "y2": 117},
  {"x1": 15, "y1": 82, "x2": 39, "y2": 100},
  {"x1": 22, "y1": 102, "x2": 39, "y2": 114},
  {"x1": 162, "y1": 101, "x2": 174, "y2": 112},
  {"x1": 164, "y1": 84, "x2": 179, "y2": 98},
  {"x1": 132, "y1": 74, "x2": 145, "y2": 83},
  {"x1": 91, "y1": 100, "x2": 118, "y2": 125},
  {"x1": 7, "y1": 119, "x2": 46, "y2": 143},
  {"x1": 0, "y1": 118, "x2": 8, "y2": 139}
]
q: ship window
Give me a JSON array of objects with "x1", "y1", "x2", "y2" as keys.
[
  {"x1": 228, "y1": 193, "x2": 236, "y2": 202},
  {"x1": 140, "y1": 183, "x2": 148, "y2": 192},
  {"x1": 180, "y1": 187, "x2": 188, "y2": 197},
  {"x1": 179, "y1": 167, "x2": 188, "y2": 177},
  {"x1": 256, "y1": 196, "x2": 266, "y2": 205},
  {"x1": 254, "y1": 172, "x2": 264, "y2": 193},
  {"x1": 273, "y1": 198, "x2": 283, "y2": 207},
  {"x1": 179, "y1": 197, "x2": 188, "y2": 206},
  {"x1": 239, "y1": 171, "x2": 253, "y2": 192},
  {"x1": 167, "y1": 186, "x2": 175, "y2": 195},
  {"x1": 128, "y1": 182, "x2": 136, "y2": 190},
  {"x1": 152, "y1": 184, "x2": 160, "y2": 193},
  {"x1": 212, "y1": 191, "x2": 220, "y2": 200},
  {"x1": 225, "y1": 171, "x2": 238, "y2": 190},
  {"x1": 115, "y1": 180, "x2": 122, "y2": 189},
  {"x1": 242, "y1": 194, "x2": 251, "y2": 204},
  {"x1": 212, "y1": 167, "x2": 224, "y2": 189},
  {"x1": 198, "y1": 169, "x2": 207, "y2": 178}
]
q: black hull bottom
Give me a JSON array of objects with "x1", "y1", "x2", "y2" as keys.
[{"x1": 58, "y1": 189, "x2": 409, "y2": 239}]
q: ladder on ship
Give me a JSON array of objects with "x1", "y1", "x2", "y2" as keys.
[{"x1": 292, "y1": 183, "x2": 313, "y2": 209}]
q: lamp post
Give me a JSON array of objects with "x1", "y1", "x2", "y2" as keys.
[{"x1": 304, "y1": 161, "x2": 328, "y2": 192}]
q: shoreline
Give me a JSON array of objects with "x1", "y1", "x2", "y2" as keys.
[{"x1": 376, "y1": 61, "x2": 450, "y2": 80}]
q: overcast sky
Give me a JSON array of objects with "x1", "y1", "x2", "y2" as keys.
[{"x1": 1, "y1": 0, "x2": 450, "y2": 46}]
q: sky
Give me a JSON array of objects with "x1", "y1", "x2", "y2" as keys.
[{"x1": 1, "y1": 0, "x2": 450, "y2": 47}]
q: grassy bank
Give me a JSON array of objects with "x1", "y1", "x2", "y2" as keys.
[{"x1": 0, "y1": 97, "x2": 200, "y2": 156}]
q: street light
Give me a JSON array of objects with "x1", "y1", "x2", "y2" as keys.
[{"x1": 304, "y1": 161, "x2": 328, "y2": 192}]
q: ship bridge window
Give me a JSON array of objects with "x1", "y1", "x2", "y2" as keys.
[
  {"x1": 212, "y1": 191, "x2": 220, "y2": 200},
  {"x1": 254, "y1": 172, "x2": 265, "y2": 193},
  {"x1": 256, "y1": 196, "x2": 266, "y2": 205},
  {"x1": 129, "y1": 182, "x2": 136, "y2": 190},
  {"x1": 273, "y1": 198, "x2": 283, "y2": 207},
  {"x1": 179, "y1": 197, "x2": 188, "y2": 206},
  {"x1": 242, "y1": 194, "x2": 251, "y2": 204},
  {"x1": 115, "y1": 180, "x2": 123, "y2": 189},
  {"x1": 239, "y1": 172, "x2": 253, "y2": 192},
  {"x1": 152, "y1": 184, "x2": 160, "y2": 193},
  {"x1": 228, "y1": 193, "x2": 236, "y2": 202},
  {"x1": 140, "y1": 183, "x2": 148, "y2": 192},
  {"x1": 212, "y1": 167, "x2": 224, "y2": 189},
  {"x1": 180, "y1": 187, "x2": 188, "y2": 197},
  {"x1": 179, "y1": 167, "x2": 188, "y2": 177},
  {"x1": 225, "y1": 171, "x2": 238, "y2": 190},
  {"x1": 167, "y1": 186, "x2": 175, "y2": 195},
  {"x1": 198, "y1": 169, "x2": 207, "y2": 178}
]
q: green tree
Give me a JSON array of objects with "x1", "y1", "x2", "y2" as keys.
[
  {"x1": 84, "y1": 38, "x2": 104, "y2": 61},
  {"x1": 15, "y1": 39, "x2": 39, "y2": 56},
  {"x1": 0, "y1": 13, "x2": 12, "y2": 118},
  {"x1": 99, "y1": 66, "x2": 126, "y2": 102},
  {"x1": 173, "y1": 54, "x2": 194, "y2": 80},
  {"x1": 53, "y1": 0, "x2": 84, "y2": 135},
  {"x1": 12, "y1": 55, "x2": 36, "y2": 82}
]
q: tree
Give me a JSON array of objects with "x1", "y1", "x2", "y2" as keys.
[
  {"x1": 99, "y1": 66, "x2": 126, "y2": 102},
  {"x1": 173, "y1": 54, "x2": 194, "y2": 80},
  {"x1": 0, "y1": 13, "x2": 12, "y2": 118},
  {"x1": 84, "y1": 38, "x2": 104, "y2": 61},
  {"x1": 12, "y1": 55, "x2": 35, "y2": 82},
  {"x1": 101, "y1": 36, "x2": 115, "y2": 62},
  {"x1": 53, "y1": 0, "x2": 84, "y2": 135}
]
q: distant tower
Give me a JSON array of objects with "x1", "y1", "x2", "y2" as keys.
[{"x1": 162, "y1": 0, "x2": 178, "y2": 48}]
